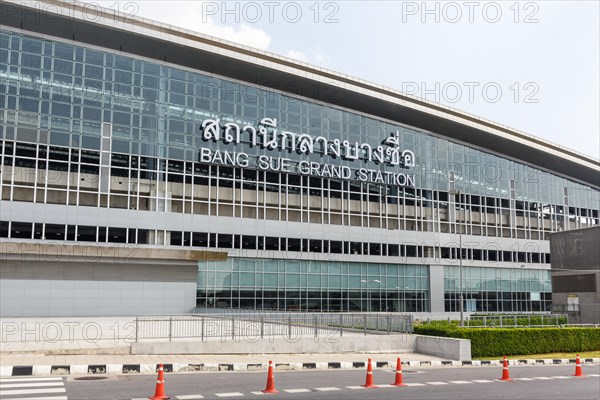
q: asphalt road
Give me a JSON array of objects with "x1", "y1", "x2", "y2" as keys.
[{"x1": 1, "y1": 363, "x2": 598, "y2": 400}]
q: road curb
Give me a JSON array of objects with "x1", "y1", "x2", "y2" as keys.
[{"x1": 1, "y1": 358, "x2": 598, "y2": 377}]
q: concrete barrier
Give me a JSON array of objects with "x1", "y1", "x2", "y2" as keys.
[
  {"x1": 415, "y1": 335, "x2": 471, "y2": 361},
  {"x1": 131, "y1": 334, "x2": 472, "y2": 361}
]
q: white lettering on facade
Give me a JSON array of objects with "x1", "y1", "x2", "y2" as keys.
[
  {"x1": 200, "y1": 149, "x2": 249, "y2": 168},
  {"x1": 197, "y1": 117, "x2": 418, "y2": 188},
  {"x1": 200, "y1": 117, "x2": 416, "y2": 169}
]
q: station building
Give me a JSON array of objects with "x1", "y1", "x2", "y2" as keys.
[{"x1": 1, "y1": 0, "x2": 598, "y2": 316}]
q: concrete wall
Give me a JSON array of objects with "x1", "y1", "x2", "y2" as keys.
[
  {"x1": 132, "y1": 334, "x2": 471, "y2": 361},
  {"x1": 414, "y1": 335, "x2": 471, "y2": 361},
  {"x1": 0, "y1": 261, "x2": 197, "y2": 317},
  {"x1": 0, "y1": 241, "x2": 226, "y2": 317}
]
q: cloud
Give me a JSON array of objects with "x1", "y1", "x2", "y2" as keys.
[
  {"x1": 286, "y1": 50, "x2": 309, "y2": 62},
  {"x1": 314, "y1": 52, "x2": 331, "y2": 67}
]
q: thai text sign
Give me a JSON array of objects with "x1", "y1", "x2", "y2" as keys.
[{"x1": 200, "y1": 117, "x2": 416, "y2": 187}]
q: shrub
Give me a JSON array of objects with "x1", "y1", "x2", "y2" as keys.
[{"x1": 414, "y1": 323, "x2": 600, "y2": 357}]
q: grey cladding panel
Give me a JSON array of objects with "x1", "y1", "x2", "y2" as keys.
[
  {"x1": 550, "y1": 227, "x2": 600, "y2": 270},
  {"x1": 552, "y1": 274, "x2": 597, "y2": 293}
]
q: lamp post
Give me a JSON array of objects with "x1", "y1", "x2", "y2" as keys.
[
  {"x1": 520, "y1": 264, "x2": 526, "y2": 312},
  {"x1": 450, "y1": 189, "x2": 464, "y2": 327},
  {"x1": 361, "y1": 279, "x2": 381, "y2": 312}
]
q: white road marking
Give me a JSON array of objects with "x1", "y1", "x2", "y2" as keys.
[
  {"x1": 405, "y1": 383, "x2": 426, "y2": 387},
  {"x1": 284, "y1": 389, "x2": 311, "y2": 393},
  {"x1": 551, "y1": 376, "x2": 571, "y2": 379},
  {"x1": 532, "y1": 377, "x2": 554, "y2": 380},
  {"x1": 449, "y1": 380, "x2": 473, "y2": 384},
  {"x1": 6, "y1": 397, "x2": 68, "y2": 400},
  {"x1": 426, "y1": 381, "x2": 449, "y2": 385},
  {"x1": 214, "y1": 392, "x2": 244, "y2": 397},
  {"x1": 346, "y1": 386, "x2": 365, "y2": 390},
  {"x1": 315, "y1": 387, "x2": 341, "y2": 391},
  {"x1": 514, "y1": 378, "x2": 535, "y2": 381},
  {"x1": 177, "y1": 395, "x2": 205, "y2": 399},
  {"x1": 0, "y1": 378, "x2": 63, "y2": 383},
  {"x1": 588, "y1": 374, "x2": 600, "y2": 377},
  {"x1": 0, "y1": 377, "x2": 67, "y2": 400},
  {"x1": 0, "y1": 382, "x2": 65, "y2": 389},
  {"x1": 472, "y1": 379, "x2": 494, "y2": 383},
  {"x1": 0, "y1": 388, "x2": 66, "y2": 396}
]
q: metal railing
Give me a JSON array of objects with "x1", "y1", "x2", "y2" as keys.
[
  {"x1": 463, "y1": 314, "x2": 569, "y2": 328},
  {"x1": 134, "y1": 312, "x2": 414, "y2": 342}
]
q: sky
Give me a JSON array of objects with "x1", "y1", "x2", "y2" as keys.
[{"x1": 88, "y1": 1, "x2": 599, "y2": 159}]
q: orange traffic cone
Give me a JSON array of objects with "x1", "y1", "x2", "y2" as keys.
[
  {"x1": 572, "y1": 354, "x2": 585, "y2": 377},
  {"x1": 149, "y1": 364, "x2": 170, "y2": 400},
  {"x1": 392, "y1": 357, "x2": 407, "y2": 387},
  {"x1": 262, "y1": 360, "x2": 279, "y2": 394},
  {"x1": 499, "y1": 356, "x2": 512, "y2": 381},
  {"x1": 362, "y1": 358, "x2": 378, "y2": 388}
]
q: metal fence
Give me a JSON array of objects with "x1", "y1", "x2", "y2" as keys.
[
  {"x1": 134, "y1": 312, "x2": 414, "y2": 342},
  {"x1": 462, "y1": 314, "x2": 569, "y2": 328}
]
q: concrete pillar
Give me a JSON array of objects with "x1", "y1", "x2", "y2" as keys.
[{"x1": 429, "y1": 264, "x2": 445, "y2": 313}]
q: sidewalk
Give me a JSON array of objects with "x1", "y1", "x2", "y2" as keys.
[{"x1": 2, "y1": 316, "x2": 599, "y2": 377}]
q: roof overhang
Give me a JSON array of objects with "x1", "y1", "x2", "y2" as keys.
[
  {"x1": 2, "y1": 0, "x2": 599, "y2": 188},
  {"x1": 0, "y1": 241, "x2": 228, "y2": 264}
]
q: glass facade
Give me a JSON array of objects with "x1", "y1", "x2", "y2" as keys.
[
  {"x1": 1, "y1": 26, "x2": 598, "y2": 314},
  {"x1": 444, "y1": 266, "x2": 552, "y2": 312},
  {"x1": 199, "y1": 259, "x2": 430, "y2": 312},
  {"x1": 1, "y1": 29, "x2": 598, "y2": 210}
]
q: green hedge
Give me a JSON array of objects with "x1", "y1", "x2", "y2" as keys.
[{"x1": 414, "y1": 322, "x2": 600, "y2": 357}]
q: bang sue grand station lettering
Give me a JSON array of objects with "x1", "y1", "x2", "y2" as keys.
[{"x1": 199, "y1": 117, "x2": 417, "y2": 188}]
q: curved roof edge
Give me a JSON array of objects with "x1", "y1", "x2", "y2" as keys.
[{"x1": 4, "y1": 0, "x2": 599, "y2": 188}]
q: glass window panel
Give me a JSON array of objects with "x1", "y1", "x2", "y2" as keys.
[
  {"x1": 329, "y1": 275, "x2": 341, "y2": 289},
  {"x1": 239, "y1": 272, "x2": 254, "y2": 286},
  {"x1": 286, "y1": 261, "x2": 300, "y2": 273},
  {"x1": 286, "y1": 274, "x2": 300, "y2": 288},
  {"x1": 307, "y1": 274, "x2": 320, "y2": 288},
  {"x1": 239, "y1": 259, "x2": 255, "y2": 271},
  {"x1": 263, "y1": 273, "x2": 277, "y2": 288},
  {"x1": 263, "y1": 262, "x2": 277, "y2": 273},
  {"x1": 348, "y1": 275, "x2": 362, "y2": 290}
]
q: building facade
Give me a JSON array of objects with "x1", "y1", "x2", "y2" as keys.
[{"x1": 1, "y1": 1, "x2": 599, "y2": 317}]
